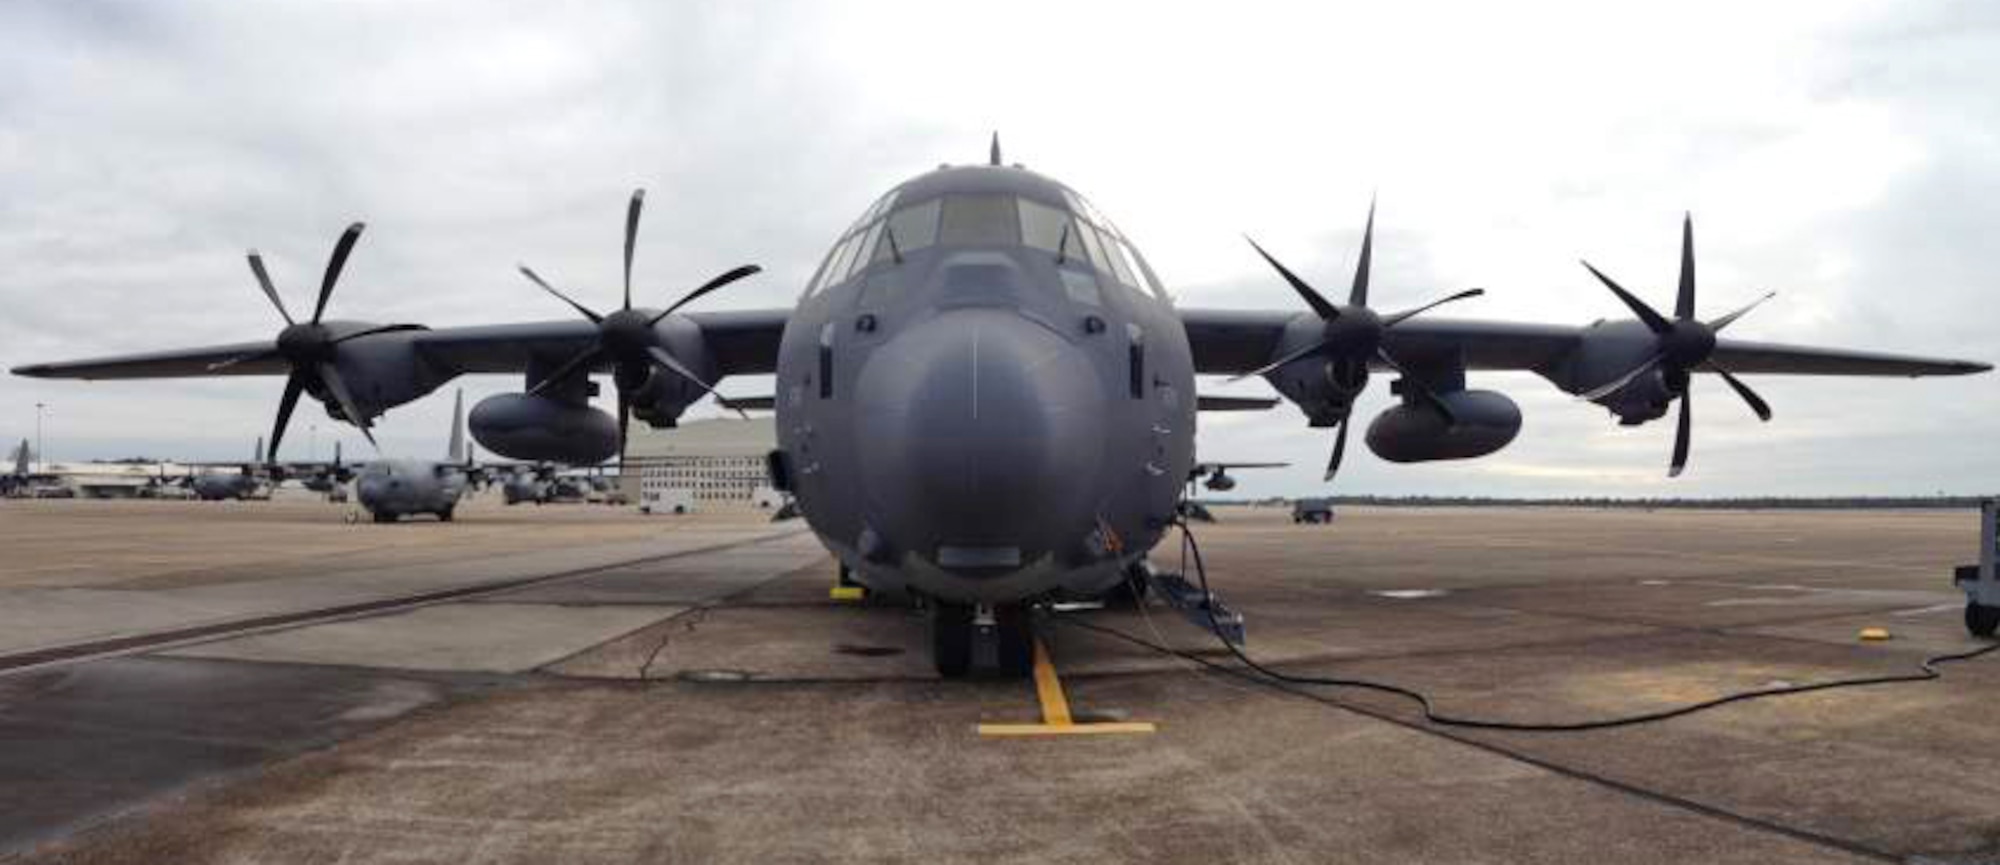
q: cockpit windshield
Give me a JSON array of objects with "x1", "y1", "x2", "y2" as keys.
[{"x1": 804, "y1": 185, "x2": 1170, "y2": 304}]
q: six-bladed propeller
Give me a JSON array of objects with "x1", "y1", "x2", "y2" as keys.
[
  {"x1": 209, "y1": 223, "x2": 423, "y2": 463},
  {"x1": 1234, "y1": 203, "x2": 1484, "y2": 481},
  {"x1": 516, "y1": 188, "x2": 762, "y2": 462},
  {"x1": 1578, "y1": 214, "x2": 1776, "y2": 477}
]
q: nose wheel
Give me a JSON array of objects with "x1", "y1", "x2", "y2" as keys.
[{"x1": 931, "y1": 602, "x2": 1035, "y2": 679}]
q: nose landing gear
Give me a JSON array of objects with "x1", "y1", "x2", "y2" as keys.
[{"x1": 931, "y1": 602, "x2": 1035, "y2": 678}]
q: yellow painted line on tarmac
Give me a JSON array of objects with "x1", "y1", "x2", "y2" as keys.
[{"x1": 978, "y1": 639, "x2": 1156, "y2": 738}]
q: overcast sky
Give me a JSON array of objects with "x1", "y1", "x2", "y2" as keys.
[{"x1": 2, "y1": 0, "x2": 1994, "y2": 498}]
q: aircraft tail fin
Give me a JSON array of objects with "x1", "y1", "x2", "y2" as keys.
[
  {"x1": 12, "y1": 439, "x2": 27, "y2": 476},
  {"x1": 447, "y1": 389, "x2": 466, "y2": 465},
  {"x1": 255, "y1": 436, "x2": 265, "y2": 465},
  {"x1": 333, "y1": 440, "x2": 342, "y2": 467}
]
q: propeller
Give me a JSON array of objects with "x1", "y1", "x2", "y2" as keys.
[
  {"x1": 1232, "y1": 202, "x2": 1485, "y2": 481},
  {"x1": 1577, "y1": 214, "x2": 1776, "y2": 477},
  {"x1": 516, "y1": 188, "x2": 762, "y2": 463},
  {"x1": 208, "y1": 223, "x2": 423, "y2": 462}
]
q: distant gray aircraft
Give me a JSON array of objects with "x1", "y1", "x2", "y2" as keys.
[
  {"x1": 294, "y1": 440, "x2": 354, "y2": 496},
  {"x1": 497, "y1": 463, "x2": 553, "y2": 505},
  {"x1": 2, "y1": 439, "x2": 31, "y2": 496},
  {"x1": 352, "y1": 389, "x2": 473, "y2": 523},
  {"x1": 187, "y1": 437, "x2": 271, "y2": 501},
  {"x1": 15, "y1": 138, "x2": 1992, "y2": 675}
]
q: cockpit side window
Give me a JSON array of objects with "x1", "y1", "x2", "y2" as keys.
[
  {"x1": 1074, "y1": 221, "x2": 1112, "y2": 275},
  {"x1": 1098, "y1": 227, "x2": 1141, "y2": 289},
  {"x1": 1017, "y1": 198, "x2": 1072, "y2": 254},
  {"x1": 877, "y1": 198, "x2": 940, "y2": 263},
  {"x1": 845, "y1": 222, "x2": 884, "y2": 281},
  {"x1": 938, "y1": 193, "x2": 1021, "y2": 246}
]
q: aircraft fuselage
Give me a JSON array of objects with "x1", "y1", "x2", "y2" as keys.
[{"x1": 774, "y1": 165, "x2": 1195, "y2": 605}]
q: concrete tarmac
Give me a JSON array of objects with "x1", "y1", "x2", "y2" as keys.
[{"x1": 1, "y1": 498, "x2": 1996, "y2": 864}]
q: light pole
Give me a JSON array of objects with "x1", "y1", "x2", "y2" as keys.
[{"x1": 34, "y1": 402, "x2": 45, "y2": 471}]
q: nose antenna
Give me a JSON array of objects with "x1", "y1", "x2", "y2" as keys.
[{"x1": 989, "y1": 132, "x2": 1002, "y2": 166}]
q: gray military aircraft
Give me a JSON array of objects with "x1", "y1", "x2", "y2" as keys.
[
  {"x1": 2, "y1": 439, "x2": 39, "y2": 496},
  {"x1": 14, "y1": 139, "x2": 1992, "y2": 675},
  {"x1": 352, "y1": 389, "x2": 474, "y2": 523},
  {"x1": 187, "y1": 437, "x2": 272, "y2": 501}
]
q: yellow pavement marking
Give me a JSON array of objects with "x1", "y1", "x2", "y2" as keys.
[{"x1": 978, "y1": 639, "x2": 1156, "y2": 737}]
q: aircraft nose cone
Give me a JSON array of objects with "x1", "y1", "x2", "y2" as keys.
[{"x1": 856, "y1": 309, "x2": 1105, "y2": 568}]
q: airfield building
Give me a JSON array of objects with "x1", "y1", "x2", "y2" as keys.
[{"x1": 622, "y1": 417, "x2": 779, "y2": 511}]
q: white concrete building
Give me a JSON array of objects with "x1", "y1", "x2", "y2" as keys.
[{"x1": 623, "y1": 417, "x2": 780, "y2": 512}]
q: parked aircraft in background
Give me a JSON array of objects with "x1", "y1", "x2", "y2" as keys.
[{"x1": 352, "y1": 389, "x2": 474, "y2": 522}]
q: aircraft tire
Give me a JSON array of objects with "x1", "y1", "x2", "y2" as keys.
[
  {"x1": 932, "y1": 603, "x2": 974, "y2": 678},
  {"x1": 438, "y1": 508, "x2": 455, "y2": 523},
  {"x1": 995, "y1": 605, "x2": 1034, "y2": 679},
  {"x1": 1970, "y1": 602, "x2": 2000, "y2": 639},
  {"x1": 372, "y1": 512, "x2": 396, "y2": 524}
]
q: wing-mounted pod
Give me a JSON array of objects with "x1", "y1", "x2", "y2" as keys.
[
  {"x1": 468, "y1": 392, "x2": 619, "y2": 465},
  {"x1": 1360, "y1": 360, "x2": 1522, "y2": 463}
]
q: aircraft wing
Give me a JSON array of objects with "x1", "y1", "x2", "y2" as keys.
[
  {"x1": 11, "y1": 309, "x2": 792, "y2": 382},
  {"x1": 10, "y1": 340, "x2": 294, "y2": 380},
  {"x1": 1178, "y1": 310, "x2": 1992, "y2": 379}
]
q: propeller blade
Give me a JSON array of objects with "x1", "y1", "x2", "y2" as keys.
[
  {"x1": 269, "y1": 372, "x2": 307, "y2": 463},
  {"x1": 518, "y1": 265, "x2": 604, "y2": 323},
  {"x1": 1580, "y1": 260, "x2": 1672, "y2": 334},
  {"x1": 645, "y1": 346, "x2": 749, "y2": 419},
  {"x1": 1245, "y1": 236, "x2": 1340, "y2": 321},
  {"x1": 1324, "y1": 416, "x2": 1350, "y2": 482},
  {"x1": 316, "y1": 363, "x2": 378, "y2": 451},
  {"x1": 1668, "y1": 390, "x2": 1692, "y2": 477},
  {"x1": 1350, "y1": 199, "x2": 1375, "y2": 307},
  {"x1": 616, "y1": 386, "x2": 631, "y2": 465},
  {"x1": 1709, "y1": 362, "x2": 1773, "y2": 421},
  {"x1": 1229, "y1": 333, "x2": 1338, "y2": 383},
  {"x1": 206, "y1": 348, "x2": 280, "y2": 373},
  {"x1": 246, "y1": 251, "x2": 294, "y2": 325},
  {"x1": 1707, "y1": 291, "x2": 1776, "y2": 332},
  {"x1": 1374, "y1": 347, "x2": 1456, "y2": 426},
  {"x1": 1576, "y1": 352, "x2": 1666, "y2": 402},
  {"x1": 648, "y1": 264, "x2": 764, "y2": 326},
  {"x1": 623, "y1": 189, "x2": 644, "y2": 311},
  {"x1": 525, "y1": 344, "x2": 604, "y2": 397},
  {"x1": 1676, "y1": 214, "x2": 1696, "y2": 321},
  {"x1": 312, "y1": 222, "x2": 365, "y2": 325},
  {"x1": 330, "y1": 323, "x2": 427, "y2": 345},
  {"x1": 1380, "y1": 288, "x2": 1485, "y2": 328}
]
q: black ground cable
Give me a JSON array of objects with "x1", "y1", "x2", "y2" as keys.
[{"x1": 1089, "y1": 517, "x2": 2000, "y2": 732}]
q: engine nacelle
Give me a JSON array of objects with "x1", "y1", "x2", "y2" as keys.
[
  {"x1": 469, "y1": 393, "x2": 618, "y2": 464},
  {"x1": 1204, "y1": 471, "x2": 1237, "y2": 492},
  {"x1": 1269, "y1": 355, "x2": 1371, "y2": 428},
  {"x1": 1366, "y1": 389, "x2": 1521, "y2": 463}
]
